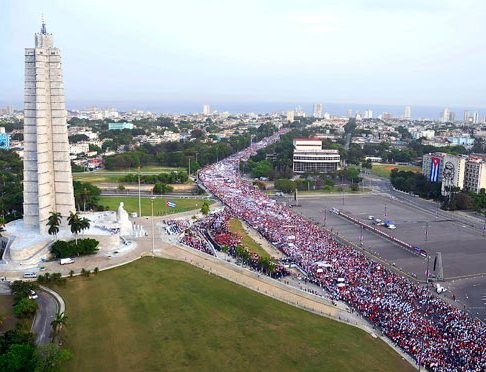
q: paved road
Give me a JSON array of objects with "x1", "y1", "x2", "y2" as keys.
[
  {"x1": 363, "y1": 172, "x2": 486, "y2": 233},
  {"x1": 31, "y1": 289, "x2": 57, "y2": 344}
]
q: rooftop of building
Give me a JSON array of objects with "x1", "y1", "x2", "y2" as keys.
[{"x1": 293, "y1": 137, "x2": 322, "y2": 141}]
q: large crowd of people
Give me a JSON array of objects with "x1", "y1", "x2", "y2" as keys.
[
  {"x1": 181, "y1": 207, "x2": 289, "y2": 278},
  {"x1": 196, "y1": 129, "x2": 486, "y2": 371}
]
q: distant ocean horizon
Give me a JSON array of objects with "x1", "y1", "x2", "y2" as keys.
[{"x1": 3, "y1": 100, "x2": 486, "y2": 120}]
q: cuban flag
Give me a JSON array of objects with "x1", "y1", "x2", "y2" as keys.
[
  {"x1": 166, "y1": 200, "x2": 176, "y2": 208},
  {"x1": 429, "y1": 157, "x2": 441, "y2": 182}
]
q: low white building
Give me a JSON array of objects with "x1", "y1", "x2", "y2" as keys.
[
  {"x1": 69, "y1": 143, "x2": 90, "y2": 155},
  {"x1": 293, "y1": 138, "x2": 340, "y2": 174}
]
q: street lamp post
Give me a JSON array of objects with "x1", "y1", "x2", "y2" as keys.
[
  {"x1": 151, "y1": 196, "x2": 155, "y2": 257},
  {"x1": 425, "y1": 255, "x2": 431, "y2": 284},
  {"x1": 424, "y1": 221, "x2": 430, "y2": 282},
  {"x1": 359, "y1": 225, "x2": 364, "y2": 246},
  {"x1": 138, "y1": 166, "x2": 142, "y2": 218},
  {"x1": 384, "y1": 203, "x2": 387, "y2": 218},
  {"x1": 482, "y1": 214, "x2": 486, "y2": 237},
  {"x1": 425, "y1": 221, "x2": 429, "y2": 246}
]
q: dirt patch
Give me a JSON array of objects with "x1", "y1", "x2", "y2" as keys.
[{"x1": 0, "y1": 295, "x2": 17, "y2": 332}]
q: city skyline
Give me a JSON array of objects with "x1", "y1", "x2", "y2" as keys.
[{"x1": 2, "y1": 0, "x2": 486, "y2": 108}]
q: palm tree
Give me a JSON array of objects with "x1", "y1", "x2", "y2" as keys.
[
  {"x1": 46, "y1": 212, "x2": 62, "y2": 240},
  {"x1": 51, "y1": 311, "x2": 68, "y2": 341},
  {"x1": 79, "y1": 217, "x2": 90, "y2": 235},
  {"x1": 67, "y1": 212, "x2": 82, "y2": 245},
  {"x1": 81, "y1": 186, "x2": 91, "y2": 212}
]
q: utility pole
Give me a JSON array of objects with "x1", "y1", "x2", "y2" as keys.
[
  {"x1": 425, "y1": 254, "x2": 430, "y2": 283},
  {"x1": 424, "y1": 221, "x2": 429, "y2": 250},
  {"x1": 138, "y1": 166, "x2": 142, "y2": 217},
  {"x1": 483, "y1": 214, "x2": 486, "y2": 237},
  {"x1": 323, "y1": 208, "x2": 327, "y2": 226}
]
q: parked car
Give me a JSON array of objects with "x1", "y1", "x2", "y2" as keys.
[{"x1": 28, "y1": 290, "x2": 38, "y2": 300}]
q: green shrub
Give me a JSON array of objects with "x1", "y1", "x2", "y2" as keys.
[
  {"x1": 37, "y1": 272, "x2": 66, "y2": 285},
  {"x1": 51, "y1": 238, "x2": 99, "y2": 259},
  {"x1": 13, "y1": 298, "x2": 38, "y2": 318},
  {"x1": 10, "y1": 281, "x2": 38, "y2": 302}
]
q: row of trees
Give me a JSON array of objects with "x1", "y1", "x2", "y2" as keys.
[
  {"x1": 273, "y1": 177, "x2": 336, "y2": 193},
  {"x1": 103, "y1": 123, "x2": 277, "y2": 171},
  {"x1": 390, "y1": 169, "x2": 442, "y2": 199},
  {"x1": 0, "y1": 150, "x2": 23, "y2": 222},
  {"x1": 46, "y1": 211, "x2": 91, "y2": 244},
  {"x1": 442, "y1": 187, "x2": 486, "y2": 212},
  {"x1": 73, "y1": 181, "x2": 102, "y2": 212}
]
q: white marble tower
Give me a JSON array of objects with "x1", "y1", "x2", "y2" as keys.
[{"x1": 23, "y1": 21, "x2": 75, "y2": 233}]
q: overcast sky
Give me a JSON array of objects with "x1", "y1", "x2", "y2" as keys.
[{"x1": 1, "y1": 0, "x2": 486, "y2": 109}]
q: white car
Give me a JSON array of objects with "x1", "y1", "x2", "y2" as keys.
[
  {"x1": 368, "y1": 215, "x2": 374, "y2": 220},
  {"x1": 28, "y1": 290, "x2": 38, "y2": 300}
]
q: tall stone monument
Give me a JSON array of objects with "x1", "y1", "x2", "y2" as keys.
[{"x1": 23, "y1": 21, "x2": 75, "y2": 233}]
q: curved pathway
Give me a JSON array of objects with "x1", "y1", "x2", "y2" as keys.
[{"x1": 31, "y1": 286, "x2": 65, "y2": 345}]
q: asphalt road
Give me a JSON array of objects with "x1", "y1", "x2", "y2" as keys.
[
  {"x1": 31, "y1": 290, "x2": 57, "y2": 345},
  {"x1": 363, "y1": 172, "x2": 486, "y2": 233}
]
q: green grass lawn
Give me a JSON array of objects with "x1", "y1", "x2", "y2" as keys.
[
  {"x1": 73, "y1": 173, "x2": 122, "y2": 183},
  {"x1": 76, "y1": 166, "x2": 183, "y2": 174},
  {"x1": 370, "y1": 164, "x2": 421, "y2": 179},
  {"x1": 54, "y1": 258, "x2": 412, "y2": 372},
  {"x1": 0, "y1": 295, "x2": 17, "y2": 333},
  {"x1": 228, "y1": 218, "x2": 271, "y2": 258},
  {"x1": 73, "y1": 166, "x2": 185, "y2": 184},
  {"x1": 98, "y1": 196, "x2": 209, "y2": 216}
]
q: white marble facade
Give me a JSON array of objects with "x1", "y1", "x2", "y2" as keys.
[{"x1": 23, "y1": 22, "x2": 75, "y2": 234}]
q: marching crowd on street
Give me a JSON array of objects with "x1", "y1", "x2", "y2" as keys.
[{"x1": 193, "y1": 129, "x2": 486, "y2": 371}]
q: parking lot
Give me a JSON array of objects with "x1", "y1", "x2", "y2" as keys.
[{"x1": 288, "y1": 193, "x2": 486, "y2": 321}]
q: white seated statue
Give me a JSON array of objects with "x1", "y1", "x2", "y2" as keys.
[{"x1": 116, "y1": 202, "x2": 132, "y2": 236}]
